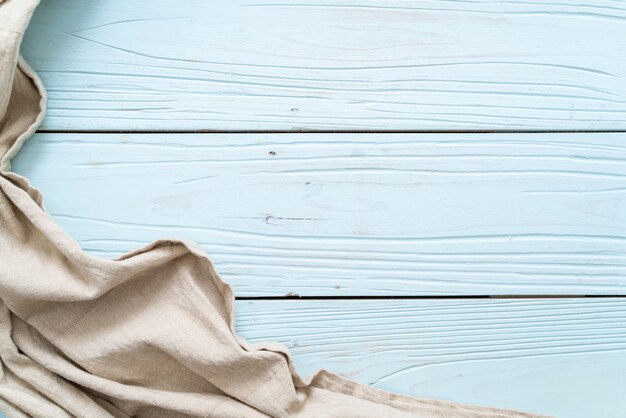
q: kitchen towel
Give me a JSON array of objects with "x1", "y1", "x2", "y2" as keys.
[{"x1": 0, "y1": 1, "x2": 546, "y2": 416}]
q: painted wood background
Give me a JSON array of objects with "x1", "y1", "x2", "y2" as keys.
[
  {"x1": 5, "y1": 0, "x2": 625, "y2": 416},
  {"x1": 21, "y1": 0, "x2": 626, "y2": 131},
  {"x1": 235, "y1": 298, "x2": 626, "y2": 418},
  {"x1": 13, "y1": 132, "x2": 626, "y2": 296}
]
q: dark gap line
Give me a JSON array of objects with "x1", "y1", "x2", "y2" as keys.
[
  {"x1": 36, "y1": 129, "x2": 626, "y2": 135},
  {"x1": 236, "y1": 294, "x2": 626, "y2": 301}
]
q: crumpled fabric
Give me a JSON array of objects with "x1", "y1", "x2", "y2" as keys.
[{"x1": 0, "y1": 1, "x2": 548, "y2": 417}]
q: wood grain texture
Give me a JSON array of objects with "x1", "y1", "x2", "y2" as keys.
[
  {"x1": 235, "y1": 298, "x2": 626, "y2": 418},
  {"x1": 22, "y1": 0, "x2": 626, "y2": 131},
  {"x1": 12, "y1": 132, "x2": 626, "y2": 296}
]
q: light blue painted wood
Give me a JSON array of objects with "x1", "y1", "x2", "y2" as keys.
[
  {"x1": 236, "y1": 298, "x2": 626, "y2": 418},
  {"x1": 22, "y1": 0, "x2": 626, "y2": 131},
  {"x1": 12, "y1": 132, "x2": 626, "y2": 296}
]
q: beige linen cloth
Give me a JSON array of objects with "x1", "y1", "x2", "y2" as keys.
[{"x1": 0, "y1": 1, "x2": 548, "y2": 417}]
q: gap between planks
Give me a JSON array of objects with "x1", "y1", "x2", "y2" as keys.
[
  {"x1": 236, "y1": 295, "x2": 626, "y2": 300},
  {"x1": 36, "y1": 129, "x2": 626, "y2": 135}
]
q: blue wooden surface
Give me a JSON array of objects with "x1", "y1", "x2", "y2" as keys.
[
  {"x1": 12, "y1": 132, "x2": 626, "y2": 296},
  {"x1": 21, "y1": 0, "x2": 626, "y2": 131},
  {"x1": 236, "y1": 298, "x2": 626, "y2": 418},
  {"x1": 5, "y1": 0, "x2": 626, "y2": 416}
]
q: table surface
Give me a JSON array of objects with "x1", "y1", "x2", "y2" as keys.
[{"x1": 9, "y1": 0, "x2": 626, "y2": 416}]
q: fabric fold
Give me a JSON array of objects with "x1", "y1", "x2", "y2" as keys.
[{"x1": 0, "y1": 0, "x2": 548, "y2": 416}]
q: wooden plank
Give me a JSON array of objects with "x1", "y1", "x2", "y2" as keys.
[
  {"x1": 11, "y1": 132, "x2": 626, "y2": 296},
  {"x1": 235, "y1": 298, "x2": 626, "y2": 418},
  {"x1": 22, "y1": 0, "x2": 626, "y2": 131}
]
